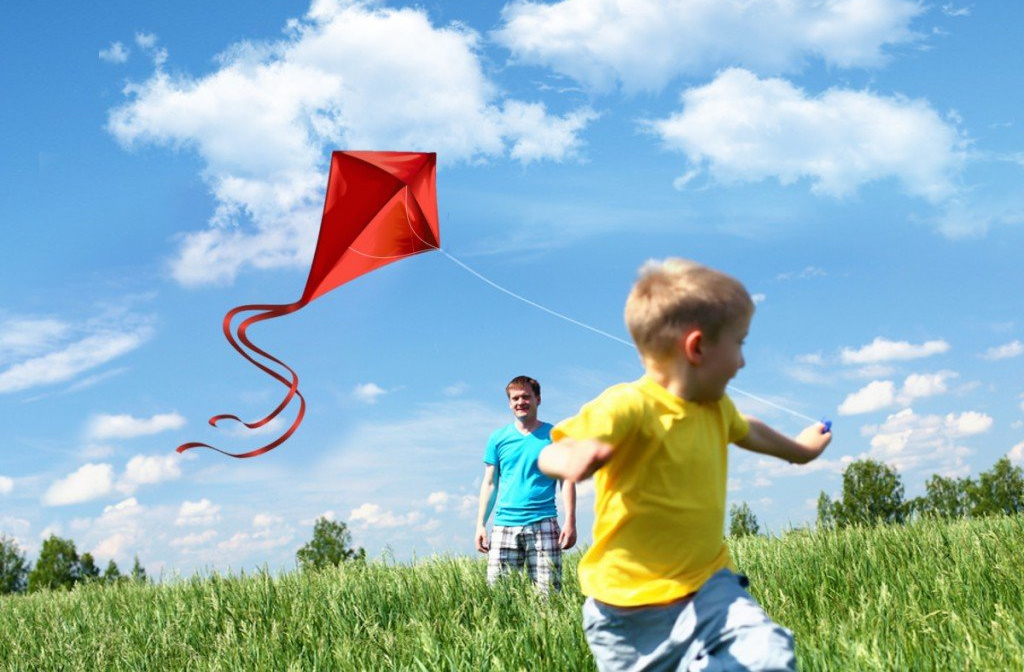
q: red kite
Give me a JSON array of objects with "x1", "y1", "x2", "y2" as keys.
[{"x1": 177, "y1": 151, "x2": 440, "y2": 458}]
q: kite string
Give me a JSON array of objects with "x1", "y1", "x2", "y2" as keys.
[
  {"x1": 438, "y1": 249, "x2": 635, "y2": 348},
  {"x1": 347, "y1": 194, "x2": 821, "y2": 426},
  {"x1": 436, "y1": 247, "x2": 821, "y2": 426}
]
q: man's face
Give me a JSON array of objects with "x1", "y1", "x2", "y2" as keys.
[{"x1": 507, "y1": 386, "x2": 540, "y2": 424}]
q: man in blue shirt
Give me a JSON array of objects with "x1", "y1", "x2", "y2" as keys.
[{"x1": 475, "y1": 375, "x2": 577, "y2": 593}]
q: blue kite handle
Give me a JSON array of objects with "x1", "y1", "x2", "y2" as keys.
[{"x1": 820, "y1": 419, "x2": 832, "y2": 434}]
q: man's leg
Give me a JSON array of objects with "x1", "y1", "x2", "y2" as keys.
[
  {"x1": 526, "y1": 517, "x2": 562, "y2": 593},
  {"x1": 486, "y1": 524, "x2": 526, "y2": 586}
]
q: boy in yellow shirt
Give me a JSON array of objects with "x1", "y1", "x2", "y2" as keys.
[{"x1": 539, "y1": 258, "x2": 831, "y2": 671}]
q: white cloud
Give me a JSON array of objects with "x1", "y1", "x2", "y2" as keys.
[
  {"x1": 131, "y1": 32, "x2": 167, "y2": 67},
  {"x1": 99, "y1": 42, "x2": 129, "y2": 64},
  {"x1": 43, "y1": 463, "x2": 115, "y2": 506},
  {"x1": 353, "y1": 383, "x2": 388, "y2": 404},
  {"x1": 87, "y1": 412, "x2": 186, "y2": 440},
  {"x1": 94, "y1": 532, "x2": 133, "y2": 560},
  {"x1": 215, "y1": 512, "x2": 294, "y2": 557},
  {"x1": 838, "y1": 380, "x2": 895, "y2": 415},
  {"x1": 841, "y1": 337, "x2": 950, "y2": 365},
  {"x1": 83, "y1": 498, "x2": 146, "y2": 563},
  {"x1": 424, "y1": 491, "x2": 477, "y2": 516},
  {"x1": 349, "y1": 503, "x2": 422, "y2": 529},
  {"x1": 862, "y1": 408, "x2": 990, "y2": 474},
  {"x1": 0, "y1": 475, "x2": 12, "y2": 495},
  {"x1": 500, "y1": 101, "x2": 599, "y2": 164},
  {"x1": 0, "y1": 316, "x2": 69, "y2": 362},
  {"x1": 897, "y1": 371, "x2": 957, "y2": 404},
  {"x1": 107, "y1": 0, "x2": 595, "y2": 287},
  {"x1": 458, "y1": 494, "x2": 480, "y2": 516},
  {"x1": 981, "y1": 340, "x2": 1023, "y2": 361},
  {"x1": 176, "y1": 499, "x2": 222, "y2": 526},
  {"x1": 930, "y1": 193, "x2": 1024, "y2": 238},
  {"x1": 776, "y1": 266, "x2": 827, "y2": 281},
  {"x1": 117, "y1": 454, "x2": 183, "y2": 494},
  {"x1": 135, "y1": 33, "x2": 158, "y2": 49},
  {"x1": 840, "y1": 371, "x2": 958, "y2": 415},
  {"x1": 218, "y1": 527, "x2": 293, "y2": 553},
  {"x1": 941, "y1": 4, "x2": 971, "y2": 17},
  {"x1": 0, "y1": 517, "x2": 30, "y2": 543},
  {"x1": 650, "y1": 69, "x2": 964, "y2": 202},
  {"x1": 1009, "y1": 442, "x2": 1024, "y2": 466},
  {"x1": 66, "y1": 368, "x2": 129, "y2": 393},
  {"x1": 443, "y1": 382, "x2": 468, "y2": 397},
  {"x1": 495, "y1": 0, "x2": 923, "y2": 92},
  {"x1": 945, "y1": 411, "x2": 992, "y2": 436},
  {"x1": 170, "y1": 530, "x2": 218, "y2": 549},
  {"x1": 427, "y1": 491, "x2": 450, "y2": 511},
  {"x1": 102, "y1": 497, "x2": 142, "y2": 519},
  {"x1": 254, "y1": 513, "x2": 283, "y2": 527},
  {"x1": 0, "y1": 328, "x2": 152, "y2": 394}
]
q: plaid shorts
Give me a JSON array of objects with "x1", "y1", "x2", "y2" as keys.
[{"x1": 486, "y1": 517, "x2": 562, "y2": 593}]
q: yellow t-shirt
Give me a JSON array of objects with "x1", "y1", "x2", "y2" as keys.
[{"x1": 552, "y1": 376, "x2": 749, "y2": 606}]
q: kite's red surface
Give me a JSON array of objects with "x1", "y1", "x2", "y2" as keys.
[{"x1": 177, "y1": 151, "x2": 439, "y2": 458}]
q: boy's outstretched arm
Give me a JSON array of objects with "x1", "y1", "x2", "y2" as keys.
[
  {"x1": 539, "y1": 438, "x2": 613, "y2": 482},
  {"x1": 736, "y1": 417, "x2": 831, "y2": 464}
]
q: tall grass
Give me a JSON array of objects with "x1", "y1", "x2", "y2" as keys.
[
  {"x1": 1, "y1": 516, "x2": 1021, "y2": 670},
  {"x1": 732, "y1": 515, "x2": 1024, "y2": 670}
]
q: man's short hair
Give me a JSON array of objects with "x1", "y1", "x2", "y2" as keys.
[
  {"x1": 625, "y1": 258, "x2": 754, "y2": 357},
  {"x1": 506, "y1": 375, "x2": 541, "y2": 398}
]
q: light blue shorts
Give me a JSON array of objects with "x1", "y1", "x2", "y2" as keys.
[{"x1": 582, "y1": 569, "x2": 795, "y2": 672}]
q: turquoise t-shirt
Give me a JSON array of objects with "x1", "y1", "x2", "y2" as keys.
[{"x1": 484, "y1": 422, "x2": 557, "y2": 526}]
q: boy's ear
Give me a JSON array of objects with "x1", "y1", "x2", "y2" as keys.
[{"x1": 682, "y1": 329, "x2": 703, "y2": 365}]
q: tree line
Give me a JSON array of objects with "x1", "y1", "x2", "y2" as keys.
[
  {"x1": 729, "y1": 455, "x2": 1024, "y2": 537},
  {"x1": 0, "y1": 516, "x2": 365, "y2": 596},
  {"x1": 0, "y1": 534, "x2": 147, "y2": 595}
]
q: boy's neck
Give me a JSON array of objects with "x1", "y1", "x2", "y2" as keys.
[{"x1": 643, "y1": 355, "x2": 699, "y2": 401}]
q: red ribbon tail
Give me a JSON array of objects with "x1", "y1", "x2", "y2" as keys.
[
  {"x1": 176, "y1": 388, "x2": 306, "y2": 458},
  {"x1": 176, "y1": 301, "x2": 307, "y2": 458}
]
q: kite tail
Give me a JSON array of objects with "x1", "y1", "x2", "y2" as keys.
[{"x1": 176, "y1": 302, "x2": 307, "y2": 459}]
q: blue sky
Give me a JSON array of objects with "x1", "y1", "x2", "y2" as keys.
[{"x1": 2, "y1": 0, "x2": 1022, "y2": 579}]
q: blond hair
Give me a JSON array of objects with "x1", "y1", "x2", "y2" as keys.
[{"x1": 625, "y1": 259, "x2": 754, "y2": 357}]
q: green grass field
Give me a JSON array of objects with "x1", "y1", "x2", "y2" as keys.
[{"x1": 1, "y1": 515, "x2": 1022, "y2": 671}]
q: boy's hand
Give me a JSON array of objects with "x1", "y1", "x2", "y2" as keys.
[
  {"x1": 539, "y1": 438, "x2": 613, "y2": 481},
  {"x1": 796, "y1": 422, "x2": 832, "y2": 458}
]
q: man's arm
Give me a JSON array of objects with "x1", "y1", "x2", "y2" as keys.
[
  {"x1": 558, "y1": 479, "x2": 577, "y2": 550},
  {"x1": 735, "y1": 417, "x2": 831, "y2": 464},
  {"x1": 538, "y1": 438, "x2": 613, "y2": 482},
  {"x1": 475, "y1": 464, "x2": 498, "y2": 553}
]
